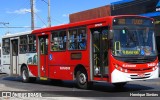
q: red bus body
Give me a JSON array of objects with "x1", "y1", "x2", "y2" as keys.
[{"x1": 1, "y1": 15, "x2": 159, "y2": 89}]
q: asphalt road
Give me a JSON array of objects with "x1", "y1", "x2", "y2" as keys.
[{"x1": 0, "y1": 74, "x2": 160, "y2": 100}]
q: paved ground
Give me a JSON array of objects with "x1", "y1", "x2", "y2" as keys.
[{"x1": 0, "y1": 74, "x2": 160, "y2": 100}]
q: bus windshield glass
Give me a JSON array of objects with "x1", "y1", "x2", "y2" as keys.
[{"x1": 112, "y1": 17, "x2": 157, "y2": 57}]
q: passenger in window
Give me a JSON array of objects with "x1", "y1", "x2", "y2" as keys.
[
  {"x1": 69, "y1": 34, "x2": 75, "y2": 50},
  {"x1": 78, "y1": 29, "x2": 86, "y2": 49},
  {"x1": 52, "y1": 42, "x2": 59, "y2": 51}
]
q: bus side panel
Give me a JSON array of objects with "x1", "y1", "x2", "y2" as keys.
[
  {"x1": 49, "y1": 65, "x2": 63, "y2": 80},
  {"x1": 18, "y1": 54, "x2": 27, "y2": 75},
  {"x1": 48, "y1": 50, "x2": 89, "y2": 80},
  {"x1": 2, "y1": 65, "x2": 10, "y2": 74},
  {"x1": 59, "y1": 65, "x2": 74, "y2": 80},
  {"x1": 19, "y1": 54, "x2": 27, "y2": 64},
  {"x1": 49, "y1": 65, "x2": 74, "y2": 80},
  {"x1": 28, "y1": 65, "x2": 38, "y2": 77},
  {"x1": 2, "y1": 55, "x2": 10, "y2": 64},
  {"x1": 26, "y1": 53, "x2": 38, "y2": 77},
  {"x1": 1, "y1": 55, "x2": 10, "y2": 74}
]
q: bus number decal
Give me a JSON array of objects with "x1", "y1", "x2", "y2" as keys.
[
  {"x1": 95, "y1": 23, "x2": 103, "y2": 27},
  {"x1": 60, "y1": 67, "x2": 70, "y2": 70},
  {"x1": 148, "y1": 63, "x2": 156, "y2": 67},
  {"x1": 132, "y1": 19, "x2": 143, "y2": 25}
]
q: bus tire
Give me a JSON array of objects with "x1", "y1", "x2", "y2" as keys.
[
  {"x1": 21, "y1": 67, "x2": 30, "y2": 83},
  {"x1": 113, "y1": 82, "x2": 127, "y2": 88},
  {"x1": 76, "y1": 70, "x2": 88, "y2": 89}
]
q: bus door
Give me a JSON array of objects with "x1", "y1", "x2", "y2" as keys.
[
  {"x1": 38, "y1": 35, "x2": 49, "y2": 78},
  {"x1": 91, "y1": 27, "x2": 109, "y2": 78},
  {"x1": 11, "y1": 39, "x2": 18, "y2": 75}
]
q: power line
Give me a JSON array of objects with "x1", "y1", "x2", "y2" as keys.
[
  {"x1": 41, "y1": 0, "x2": 48, "y2": 5},
  {"x1": 0, "y1": 22, "x2": 10, "y2": 33},
  {"x1": 41, "y1": 0, "x2": 51, "y2": 27},
  {"x1": 0, "y1": 26, "x2": 40, "y2": 28},
  {"x1": 0, "y1": 22, "x2": 9, "y2": 25},
  {"x1": 34, "y1": 13, "x2": 48, "y2": 27}
]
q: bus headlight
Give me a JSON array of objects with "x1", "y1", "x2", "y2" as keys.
[
  {"x1": 125, "y1": 69, "x2": 128, "y2": 72},
  {"x1": 152, "y1": 63, "x2": 159, "y2": 71},
  {"x1": 114, "y1": 64, "x2": 128, "y2": 72},
  {"x1": 115, "y1": 64, "x2": 118, "y2": 68},
  {"x1": 152, "y1": 67, "x2": 155, "y2": 71}
]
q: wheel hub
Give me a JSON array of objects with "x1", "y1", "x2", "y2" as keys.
[
  {"x1": 22, "y1": 70, "x2": 27, "y2": 80},
  {"x1": 79, "y1": 73, "x2": 86, "y2": 84}
]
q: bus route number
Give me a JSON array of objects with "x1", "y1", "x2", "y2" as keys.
[{"x1": 132, "y1": 19, "x2": 143, "y2": 25}]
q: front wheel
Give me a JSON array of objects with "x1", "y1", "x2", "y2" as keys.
[{"x1": 76, "y1": 70, "x2": 91, "y2": 89}]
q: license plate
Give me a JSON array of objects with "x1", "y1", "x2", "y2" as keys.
[{"x1": 138, "y1": 73, "x2": 145, "y2": 77}]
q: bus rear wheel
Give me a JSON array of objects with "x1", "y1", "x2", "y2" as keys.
[
  {"x1": 21, "y1": 67, "x2": 36, "y2": 83},
  {"x1": 76, "y1": 70, "x2": 89, "y2": 89},
  {"x1": 22, "y1": 67, "x2": 29, "y2": 83}
]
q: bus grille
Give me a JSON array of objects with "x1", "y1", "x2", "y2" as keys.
[{"x1": 130, "y1": 73, "x2": 151, "y2": 79}]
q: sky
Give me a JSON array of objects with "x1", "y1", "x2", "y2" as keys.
[{"x1": 0, "y1": 0, "x2": 120, "y2": 38}]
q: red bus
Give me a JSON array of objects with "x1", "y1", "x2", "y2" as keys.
[{"x1": 1, "y1": 15, "x2": 159, "y2": 89}]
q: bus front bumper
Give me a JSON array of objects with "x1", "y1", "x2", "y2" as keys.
[{"x1": 111, "y1": 68, "x2": 159, "y2": 83}]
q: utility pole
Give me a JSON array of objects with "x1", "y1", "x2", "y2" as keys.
[
  {"x1": 48, "y1": 0, "x2": 51, "y2": 27},
  {"x1": 41, "y1": 0, "x2": 51, "y2": 27},
  {"x1": 30, "y1": 0, "x2": 35, "y2": 30}
]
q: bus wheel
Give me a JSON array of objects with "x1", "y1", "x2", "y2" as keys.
[
  {"x1": 113, "y1": 82, "x2": 127, "y2": 88},
  {"x1": 76, "y1": 70, "x2": 88, "y2": 89},
  {"x1": 21, "y1": 67, "x2": 29, "y2": 83}
]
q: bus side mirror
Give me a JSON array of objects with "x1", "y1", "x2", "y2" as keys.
[{"x1": 108, "y1": 30, "x2": 113, "y2": 40}]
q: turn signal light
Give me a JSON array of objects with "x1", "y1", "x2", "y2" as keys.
[{"x1": 114, "y1": 64, "x2": 128, "y2": 72}]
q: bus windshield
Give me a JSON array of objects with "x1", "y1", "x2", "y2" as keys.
[{"x1": 112, "y1": 17, "x2": 157, "y2": 57}]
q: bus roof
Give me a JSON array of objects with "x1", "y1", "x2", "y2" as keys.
[
  {"x1": 1, "y1": 15, "x2": 152, "y2": 38},
  {"x1": 32, "y1": 16, "x2": 113, "y2": 33},
  {"x1": 2, "y1": 31, "x2": 32, "y2": 39},
  {"x1": 32, "y1": 15, "x2": 151, "y2": 34}
]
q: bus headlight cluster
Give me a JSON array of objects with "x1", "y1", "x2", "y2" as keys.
[
  {"x1": 152, "y1": 67, "x2": 155, "y2": 71},
  {"x1": 114, "y1": 64, "x2": 128, "y2": 72},
  {"x1": 153, "y1": 63, "x2": 159, "y2": 71}
]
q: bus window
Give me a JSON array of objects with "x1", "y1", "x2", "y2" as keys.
[
  {"x1": 2, "y1": 38, "x2": 10, "y2": 55},
  {"x1": 77, "y1": 28, "x2": 87, "y2": 50},
  {"x1": 19, "y1": 35, "x2": 28, "y2": 53},
  {"x1": 51, "y1": 30, "x2": 66, "y2": 51},
  {"x1": 68, "y1": 27, "x2": 87, "y2": 50},
  {"x1": 40, "y1": 38, "x2": 45, "y2": 54},
  {"x1": 28, "y1": 35, "x2": 36, "y2": 52},
  {"x1": 12, "y1": 40, "x2": 18, "y2": 56},
  {"x1": 69, "y1": 29, "x2": 77, "y2": 50}
]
